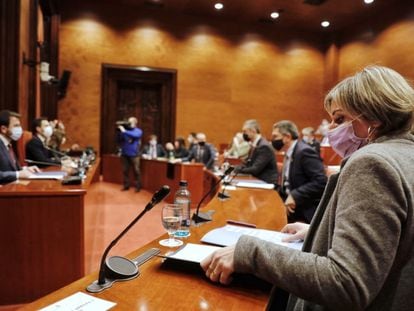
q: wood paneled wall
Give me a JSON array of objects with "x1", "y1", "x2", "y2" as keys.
[
  {"x1": 57, "y1": 1, "x2": 414, "y2": 152},
  {"x1": 338, "y1": 19, "x2": 414, "y2": 82},
  {"x1": 58, "y1": 1, "x2": 326, "y2": 151}
]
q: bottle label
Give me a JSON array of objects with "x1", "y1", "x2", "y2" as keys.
[{"x1": 174, "y1": 197, "x2": 191, "y2": 237}]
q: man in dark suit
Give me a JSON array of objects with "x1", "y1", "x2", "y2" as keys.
[
  {"x1": 26, "y1": 117, "x2": 61, "y2": 167},
  {"x1": 186, "y1": 133, "x2": 216, "y2": 170},
  {"x1": 272, "y1": 120, "x2": 327, "y2": 223},
  {"x1": 234, "y1": 119, "x2": 278, "y2": 184},
  {"x1": 141, "y1": 134, "x2": 167, "y2": 159},
  {"x1": 302, "y1": 126, "x2": 321, "y2": 155},
  {"x1": 0, "y1": 110, "x2": 39, "y2": 184}
]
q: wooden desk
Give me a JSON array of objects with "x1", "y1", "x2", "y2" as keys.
[
  {"x1": 0, "y1": 160, "x2": 100, "y2": 305},
  {"x1": 102, "y1": 155, "x2": 206, "y2": 207},
  {"x1": 21, "y1": 183, "x2": 287, "y2": 310}
]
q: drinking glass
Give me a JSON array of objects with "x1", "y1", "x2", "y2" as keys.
[{"x1": 159, "y1": 204, "x2": 184, "y2": 247}]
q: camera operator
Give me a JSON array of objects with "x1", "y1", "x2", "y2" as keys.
[{"x1": 117, "y1": 117, "x2": 143, "y2": 192}]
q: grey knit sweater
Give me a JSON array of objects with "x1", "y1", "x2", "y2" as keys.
[{"x1": 234, "y1": 133, "x2": 414, "y2": 311}]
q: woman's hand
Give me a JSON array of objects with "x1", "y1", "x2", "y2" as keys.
[
  {"x1": 200, "y1": 245, "x2": 236, "y2": 285},
  {"x1": 281, "y1": 222, "x2": 309, "y2": 242}
]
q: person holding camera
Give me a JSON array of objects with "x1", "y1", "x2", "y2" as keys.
[{"x1": 117, "y1": 117, "x2": 143, "y2": 192}]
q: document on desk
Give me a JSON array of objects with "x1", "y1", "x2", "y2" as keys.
[
  {"x1": 29, "y1": 171, "x2": 67, "y2": 180},
  {"x1": 162, "y1": 243, "x2": 221, "y2": 263},
  {"x1": 39, "y1": 291, "x2": 116, "y2": 311},
  {"x1": 235, "y1": 181, "x2": 275, "y2": 190},
  {"x1": 201, "y1": 225, "x2": 303, "y2": 251}
]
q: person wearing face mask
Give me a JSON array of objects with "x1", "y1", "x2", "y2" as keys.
[
  {"x1": 185, "y1": 132, "x2": 216, "y2": 170},
  {"x1": 233, "y1": 119, "x2": 278, "y2": 184},
  {"x1": 301, "y1": 126, "x2": 321, "y2": 155},
  {"x1": 0, "y1": 110, "x2": 40, "y2": 184},
  {"x1": 118, "y1": 117, "x2": 143, "y2": 192},
  {"x1": 25, "y1": 117, "x2": 61, "y2": 167},
  {"x1": 272, "y1": 121, "x2": 327, "y2": 223},
  {"x1": 201, "y1": 65, "x2": 414, "y2": 311},
  {"x1": 141, "y1": 134, "x2": 167, "y2": 159}
]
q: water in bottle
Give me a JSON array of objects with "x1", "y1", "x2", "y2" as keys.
[{"x1": 174, "y1": 180, "x2": 191, "y2": 237}]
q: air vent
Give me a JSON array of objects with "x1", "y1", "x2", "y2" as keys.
[{"x1": 303, "y1": 0, "x2": 326, "y2": 5}]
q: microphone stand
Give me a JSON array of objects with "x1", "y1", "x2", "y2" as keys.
[
  {"x1": 86, "y1": 185, "x2": 170, "y2": 293},
  {"x1": 192, "y1": 166, "x2": 234, "y2": 224},
  {"x1": 217, "y1": 170, "x2": 239, "y2": 200},
  {"x1": 25, "y1": 159, "x2": 62, "y2": 167}
]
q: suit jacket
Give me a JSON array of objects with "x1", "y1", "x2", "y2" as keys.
[
  {"x1": 25, "y1": 135, "x2": 60, "y2": 167},
  {"x1": 142, "y1": 143, "x2": 167, "y2": 158},
  {"x1": 303, "y1": 138, "x2": 321, "y2": 155},
  {"x1": 0, "y1": 140, "x2": 20, "y2": 184},
  {"x1": 187, "y1": 143, "x2": 216, "y2": 170},
  {"x1": 234, "y1": 134, "x2": 414, "y2": 311},
  {"x1": 281, "y1": 140, "x2": 327, "y2": 223},
  {"x1": 237, "y1": 137, "x2": 278, "y2": 184}
]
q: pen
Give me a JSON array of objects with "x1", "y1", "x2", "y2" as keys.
[{"x1": 226, "y1": 219, "x2": 257, "y2": 228}]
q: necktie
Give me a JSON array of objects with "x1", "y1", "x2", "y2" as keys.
[
  {"x1": 8, "y1": 144, "x2": 17, "y2": 170},
  {"x1": 281, "y1": 155, "x2": 290, "y2": 194}
]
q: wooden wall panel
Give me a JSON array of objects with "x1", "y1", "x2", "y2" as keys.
[
  {"x1": 338, "y1": 19, "x2": 414, "y2": 82},
  {"x1": 57, "y1": 1, "x2": 326, "y2": 152}
]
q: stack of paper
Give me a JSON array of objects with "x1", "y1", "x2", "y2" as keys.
[{"x1": 201, "y1": 224, "x2": 303, "y2": 251}]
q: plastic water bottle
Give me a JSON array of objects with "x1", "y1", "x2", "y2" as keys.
[{"x1": 174, "y1": 180, "x2": 191, "y2": 237}]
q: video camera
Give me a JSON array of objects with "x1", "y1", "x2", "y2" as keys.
[{"x1": 115, "y1": 120, "x2": 131, "y2": 131}]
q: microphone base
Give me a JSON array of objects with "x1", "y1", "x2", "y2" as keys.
[
  {"x1": 192, "y1": 211, "x2": 212, "y2": 224},
  {"x1": 86, "y1": 279, "x2": 114, "y2": 293},
  {"x1": 86, "y1": 273, "x2": 139, "y2": 293},
  {"x1": 217, "y1": 192, "x2": 231, "y2": 200}
]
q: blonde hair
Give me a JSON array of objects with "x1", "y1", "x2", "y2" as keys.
[{"x1": 324, "y1": 65, "x2": 414, "y2": 136}]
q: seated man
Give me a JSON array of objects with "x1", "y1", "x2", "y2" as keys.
[
  {"x1": 302, "y1": 126, "x2": 321, "y2": 155},
  {"x1": 141, "y1": 134, "x2": 167, "y2": 159},
  {"x1": 186, "y1": 133, "x2": 216, "y2": 170},
  {"x1": 272, "y1": 120, "x2": 327, "y2": 223},
  {"x1": 0, "y1": 110, "x2": 39, "y2": 184},
  {"x1": 26, "y1": 117, "x2": 61, "y2": 167},
  {"x1": 235, "y1": 119, "x2": 278, "y2": 184}
]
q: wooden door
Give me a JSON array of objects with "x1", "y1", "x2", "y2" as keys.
[{"x1": 101, "y1": 64, "x2": 176, "y2": 155}]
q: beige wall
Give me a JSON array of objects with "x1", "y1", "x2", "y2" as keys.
[{"x1": 58, "y1": 2, "x2": 326, "y2": 152}]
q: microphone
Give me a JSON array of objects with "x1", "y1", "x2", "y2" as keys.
[
  {"x1": 86, "y1": 185, "x2": 170, "y2": 293},
  {"x1": 192, "y1": 166, "x2": 234, "y2": 224},
  {"x1": 217, "y1": 169, "x2": 239, "y2": 200},
  {"x1": 25, "y1": 159, "x2": 62, "y2": 167},
  {"x1": 45, "y1": 146, "x2": 67, "y2": 157}
]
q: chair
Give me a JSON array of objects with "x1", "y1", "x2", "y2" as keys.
[{"x1": 16, "y1": 131, "x2": 32, "y2": 167}]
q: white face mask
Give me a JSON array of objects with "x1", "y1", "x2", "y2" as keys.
[
  {"x1": 10, "y1": 126, "x2": 23, "y2": 141},
  {"x1": 43, "y1": 125, "x2": 53, "y2": 138},
  {"x1": 150, "y1": 139, "x2": 157, "y2": 145}
]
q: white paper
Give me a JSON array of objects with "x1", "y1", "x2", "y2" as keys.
[
  {"x1": 201, "y1": 225, "x2": 303, "y2": 251},
  {"x1": 235, "y1": 181, "x2": 275, "y2": 190},
  {"x1": 165, "y1": 243, "x2": 221, "y2": 263},
  {"x1": 39, "y1": 292, "x2": 116, "y2": 311},
  {"x1": 29, "y1": 171, "x2": 67, "y2": 180}
]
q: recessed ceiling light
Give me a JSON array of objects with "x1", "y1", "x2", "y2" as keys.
[
  {"x1": 214, "y1": 3, "x2": 224, "y2": 10},
  {"x1": 321, "y1": 20, "x2": 330, "y2": 28},
  {"x1": 270, "y1": 12, "x2": 280, "y2": 19},
  {"x1": 364, "y1": 0, "x2": 374, "y2": 4}
]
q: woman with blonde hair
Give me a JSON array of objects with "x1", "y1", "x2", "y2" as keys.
[{"x1": 201, "y1": 65, "x2": 414, "y2": 311}]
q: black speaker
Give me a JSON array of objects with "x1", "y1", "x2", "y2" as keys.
[{"x1": 58, "y1": 70, "x2": 71, "y2": 99}]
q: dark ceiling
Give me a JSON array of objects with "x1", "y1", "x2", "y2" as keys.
[{"x1": 99, "y1": 0, "x2": 413, "y2": 35}]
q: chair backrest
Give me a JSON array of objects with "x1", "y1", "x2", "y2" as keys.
[
  {"x1": 320, "y1": 145, "x2": 342, "y2": 166},
  {"x1": 16, "y1": 131, "x2": 32, "y2": 166}
]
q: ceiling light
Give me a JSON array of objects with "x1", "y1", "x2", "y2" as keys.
[
  {"x1": 321, "y1": 21, "x2": 330, "y2": 28},
  {"x1": 214, "y1": 3, "x2": 223, "y2": 10},
  {"x1": 364, "y1": 0, "x2": 374, "y2": 4},
  {"x1": 270, "y1": 12, "x2": 280, "y2": 19}
]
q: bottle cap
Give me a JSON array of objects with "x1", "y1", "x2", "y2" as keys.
[{"x1": 179, "y1": 180, "x2": 188, "y2": 187}]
